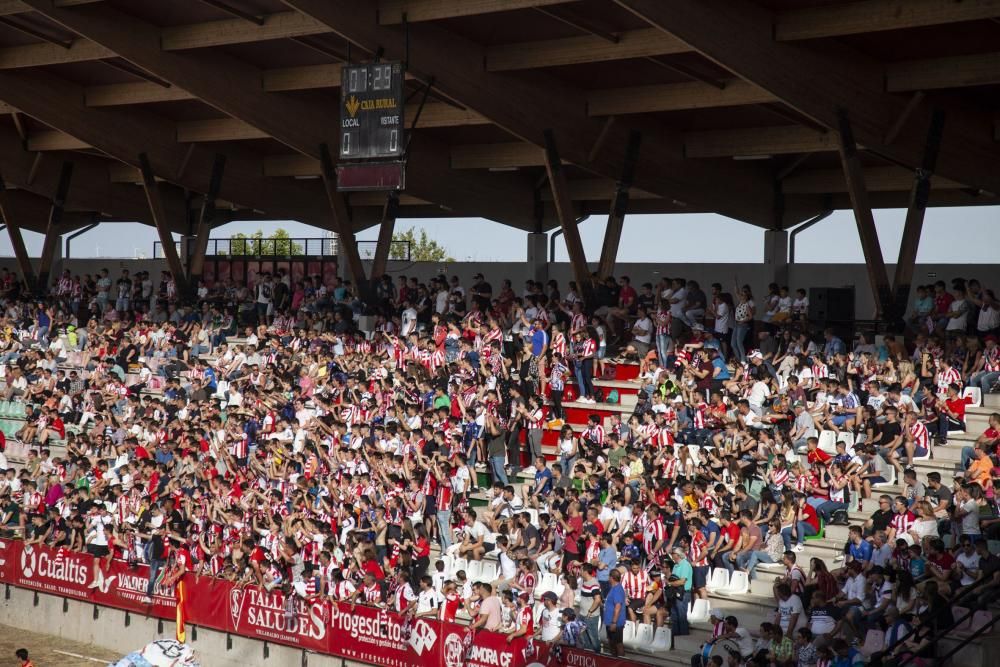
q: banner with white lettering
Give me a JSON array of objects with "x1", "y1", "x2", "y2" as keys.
[{"x1": 0, "y1": 539, "x2": 642, "y2": 667}]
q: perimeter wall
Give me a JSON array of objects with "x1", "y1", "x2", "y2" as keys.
[{"x1": 3, "y1": 257, "x2": 996, "y2": 320}]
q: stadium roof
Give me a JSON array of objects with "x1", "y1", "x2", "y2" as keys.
[{"x1": 0, "y1": 0, "x2": 997, "y2": 232}]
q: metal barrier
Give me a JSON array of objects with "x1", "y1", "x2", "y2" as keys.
[{"x1": 153, "y1": 238, "x2": 411, "y2": 261}]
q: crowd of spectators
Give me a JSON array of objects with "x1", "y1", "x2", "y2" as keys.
[{"x1": 0, "y1": 265, "x2": 997, "y2": 667}]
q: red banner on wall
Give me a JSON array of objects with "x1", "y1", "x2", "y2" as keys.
[{"x1": 0, "y1": 540, "x2": 654, "y2": 667}]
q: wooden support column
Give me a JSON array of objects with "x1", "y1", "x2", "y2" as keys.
[
  {"x1": 138, "y1": 153, "x2": 188, "y2": 296},
  {"x1": 0, "y1": 178, "x2": 36, "y2": 290},
  {"x1": 369, "y1": 191, "x2": 399, "y2": 282},
  {"x1": 543, "y1": 129, "x2": 594, "y2": 306},
  {"x1": 836, "y1": 110, "x2": 892, "y2": 318},
  {"x1": 188, "y1": 153, "x2": 226, "y2": 287},
  {"x1": 318, "y1": 143, "x2": 369, "y2": 297},
  {"x1": 892, "y1": 110, "x2": 946, "y2": 326},
  {"x1": 36, "y1": 160, "x2": 73, "y2": 293},
  {"x1": 597, "y1": 129, "x2": 641, "y2": 280}
]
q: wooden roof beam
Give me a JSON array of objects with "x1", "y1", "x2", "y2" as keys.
[
  {"x1": 615, "y1": 0, "x2": 1000, "y2": 199},
  {"x1": 23, "y1": 0, "x2": 536, "y2": 229},
  {"x1": 776, "y1": 0, "x2": 1000, "y2": 41},
  {"x1": 486, "y1": 27, "x2": 688, "y2": 71},
  {"x1": 587, "y1": 79, "x2": 776, "y2": 115},
  {"x1": 684, "y1": 126, "x2": 837, "y2": 158},
  {"x1": 377, "y1": 0, "x2": 579, "y2": 25},
  {"x1": 0, "y1": 67, "x2": 330, "y2": 222},
  {"x1": 280, "y1": 0, "x2": 775, "y2": 227},
  {"x1": 782, "y1": 166, "x2": 962, "y2": 194},
  {"x1": 887, "y1": 51, "x2": 1000, "y2": 92}
]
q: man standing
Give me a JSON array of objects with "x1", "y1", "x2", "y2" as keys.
[
  {"x1": 603, "y1": 569, "x2": 627, "y2": 657},
  {"x1": 669, "y1": 547, "x2": 693, "y2": 636}
]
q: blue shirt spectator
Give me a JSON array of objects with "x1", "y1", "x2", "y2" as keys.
[{"x1": 603, "y1": 581, "x2": 626, "y2": 627}]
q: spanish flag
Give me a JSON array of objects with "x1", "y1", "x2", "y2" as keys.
[{"x1": 175, "y1": 578, "x2": 188, "y2": 643}]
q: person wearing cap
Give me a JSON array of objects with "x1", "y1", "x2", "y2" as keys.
[
  {"x1": 538, "y1": 590, "x2": 562, "y2": 641},
  {"x1": 559, "y1": 607, "x2": 587, "y2": 649},
  {"x1": 668, "y1": 547, "x2": 693, "y2": 636}
]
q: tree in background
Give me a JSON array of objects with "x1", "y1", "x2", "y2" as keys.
[
  {"x1": 228, "y1": 228, "x2": 303, "y2": 256},
  {"x1": 390, "y1": 228, "x2": 454, "y2": 262}
]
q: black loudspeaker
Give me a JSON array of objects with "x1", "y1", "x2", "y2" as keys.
[{"x1": 808, "y1": 287, "x2": 855, "y2": 323}]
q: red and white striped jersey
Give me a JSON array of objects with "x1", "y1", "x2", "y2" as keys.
[
  {"x1": 698, "y1": 494, "x2": 717, "y2": 515},
  {"x1": 936, "y1": 367, "x2": 962, "y2": 394},
  {"x1": 362, "y1": 583, "x2": 382, "y2": 605},
  {"x1": 688, "y1": 530, "x2": 709, "y2": 567},
  {"x1": 655, "y1": 309, "x2": 671, "y2": 336},
  {"x1": 890, "y1": 510, "x2": 915, "y2": 536},
  {"x1": 985, "y1": 346, "x2": 1000, "y2": 372},
  {"x1": 571, "y1": 313, "x2": 586, "y2": 334},
  {"x1": 908, "y1": 420, "x2": 930, "y2": 449},
  {"x1": 771, "y1": 467, "x2": 789, "y2": 488},
  {"x1": 622, "y1": 570, "x2": 650, "y2": 601},
  {"x1": 526, "y1": 408, "x2": 545, "y2": 430},
  {"x1": 584, "y1": 424, "x2": 605, "y2": 445},
  {"x1": 551, "y1": 332, "x2": 567, "y2": 357},
  {"x1": 578, "y1": 338, "x2": 597, "y2": 358},
  {"x1": 642, "y1": 518, "x2": 666, "y2": 556},
  {"x1": 661, "y1": 457, "x2": 679, "y2": 480},
  {"x1": 692, "y1": 403, "x2": 707, "y2": 429}
]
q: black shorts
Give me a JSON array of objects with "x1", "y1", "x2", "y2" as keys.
[
  {"x1": 606, "y1": 626, "x2": 624, "y2": 645},
  {"x1": 628, "y1": 598, "x2": 645, "y2": 614},
  {"x1": 692, "y1": 565, "x2": 709, "y2": 589},
  {"x1": 87, "y1": 544, "x2": 110, "y2": 558}
]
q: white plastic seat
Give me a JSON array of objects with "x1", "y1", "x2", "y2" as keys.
[
  {"x1": 438, "y1": 555, "x2": 453, "y2": 577},
  {"x1": 706, "y1": 568, "x2": 730, "y2": 593},
  {"x1": 837, "y1": 432, "x2": 855, "y2": 454},
  {"x1": 818, "y1": 430, "x2": 837, "y2": 455},
  {"x1": 631, "y1": 623, "x2": 654, "y2": 649},
  {"x1": 637, "y1": 626, "x2": 671, "y2": 654},
  {"x1": 964, "y1": 386, "x2": 983, "y2": 408},
  {"x1": 873, "y1": 467, "x2": 897, "y2": 489},
  {"x1": 724, "y1": 570, "x2": 750, "y2": 595},
  {"x1": 479, "y1": 560, "x2": 498, "y2": 582},
  {"x1": 450, "y1": 557, "x2": 468, "y2": 579},
  {"x1": 688, "y1": 598, "x2": 711, "y2": 623},
  {"x1": 535, "y1": 572, "x2": 558, "y2": 598},
  {"x1": 532, "y1": 601, "x2": 544, "y2": 626},
  {"x1": 859, "y1": 630, "x2": 884, "y2": 657},
  {"x1": 466, "y1": 559, "x2": 484, "y2": 582},
  {"x1": 951, "y1": 606, "x2": 971, "y2": 633},
  {"x1": 622, "y1": 621, "x2": 639, "y2": 648},
  {"x1": 968, "y1": 610, "x2": 993, "y2": 635}
]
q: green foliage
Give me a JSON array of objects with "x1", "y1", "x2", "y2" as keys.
[
  {"x1": 390, "y1": 228, "x2": 454, "y2": 262},
  {"x1": 228, "y1": 228, "x2": 303, "y2": 256}
]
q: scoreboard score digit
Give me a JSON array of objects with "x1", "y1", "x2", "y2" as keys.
[{"x1": 340, "y1": 62, "x2": 404, "y2": 160}]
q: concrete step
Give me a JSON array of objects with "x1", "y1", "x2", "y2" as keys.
[{"x1": 984, "y1": 393, "x2": 1000, "y2": 409}]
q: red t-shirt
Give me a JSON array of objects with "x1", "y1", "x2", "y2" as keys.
[
  {"x1": 945, "y1": 396, "x2": 973, "y2": 421},
  {"x1": 563, "y1": 515, "x2": 583, "y2": 554},
  {"x1": 722, "y1": 522, "x2": 741, "y2": 548},
  {"x1": 619, "y1": 286, "x2": 637, "y2": 308},
  {"x1": 800, "y1": 502, "x2": 820, "y2": 532},
  {"x1": 935, "y1": 292, "x2": 954, "y2": 315}
]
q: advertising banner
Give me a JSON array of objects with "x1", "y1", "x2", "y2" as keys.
[{"x1": 0, "y1": 540, "x2": 653, "y2": 667}]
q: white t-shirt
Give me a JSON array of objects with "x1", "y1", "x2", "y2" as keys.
[
  {"x1": 777, "y1": 594, "x2": 804, "y2": 633},
  {"x1": 956, "y1": 551, "x2": 981, "y2": 586},
  {"x1": 714, "y1": 302, "x2": 731, "y2": 333},
  {"x1": 401, "y1": 308, "x2": 418, "y2": 336},
  {"x1": 417, "y1": 588, "x2": 444, "y2": 614},
  {"x1": 748, "y1": 381, "x2": 770, "y2": 408},
  {"x1": 633, "y1": 317, "x2": 653, "y2": 344},
  {"x1": 539, "y1": 607, "x2": 562, "y2": 641}
]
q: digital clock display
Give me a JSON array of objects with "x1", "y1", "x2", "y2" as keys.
[{"x1": 340, "y1": 62, "x2": 404, "y2": 160}]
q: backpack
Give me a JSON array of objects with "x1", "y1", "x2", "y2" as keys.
[{"x1": 606, "y1": 389, "x2": 619, "y2": 404}]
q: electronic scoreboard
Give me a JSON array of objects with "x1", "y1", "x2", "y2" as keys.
[{"x1": 340, "y1": 61, "x2": 405, "y2": 160}]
